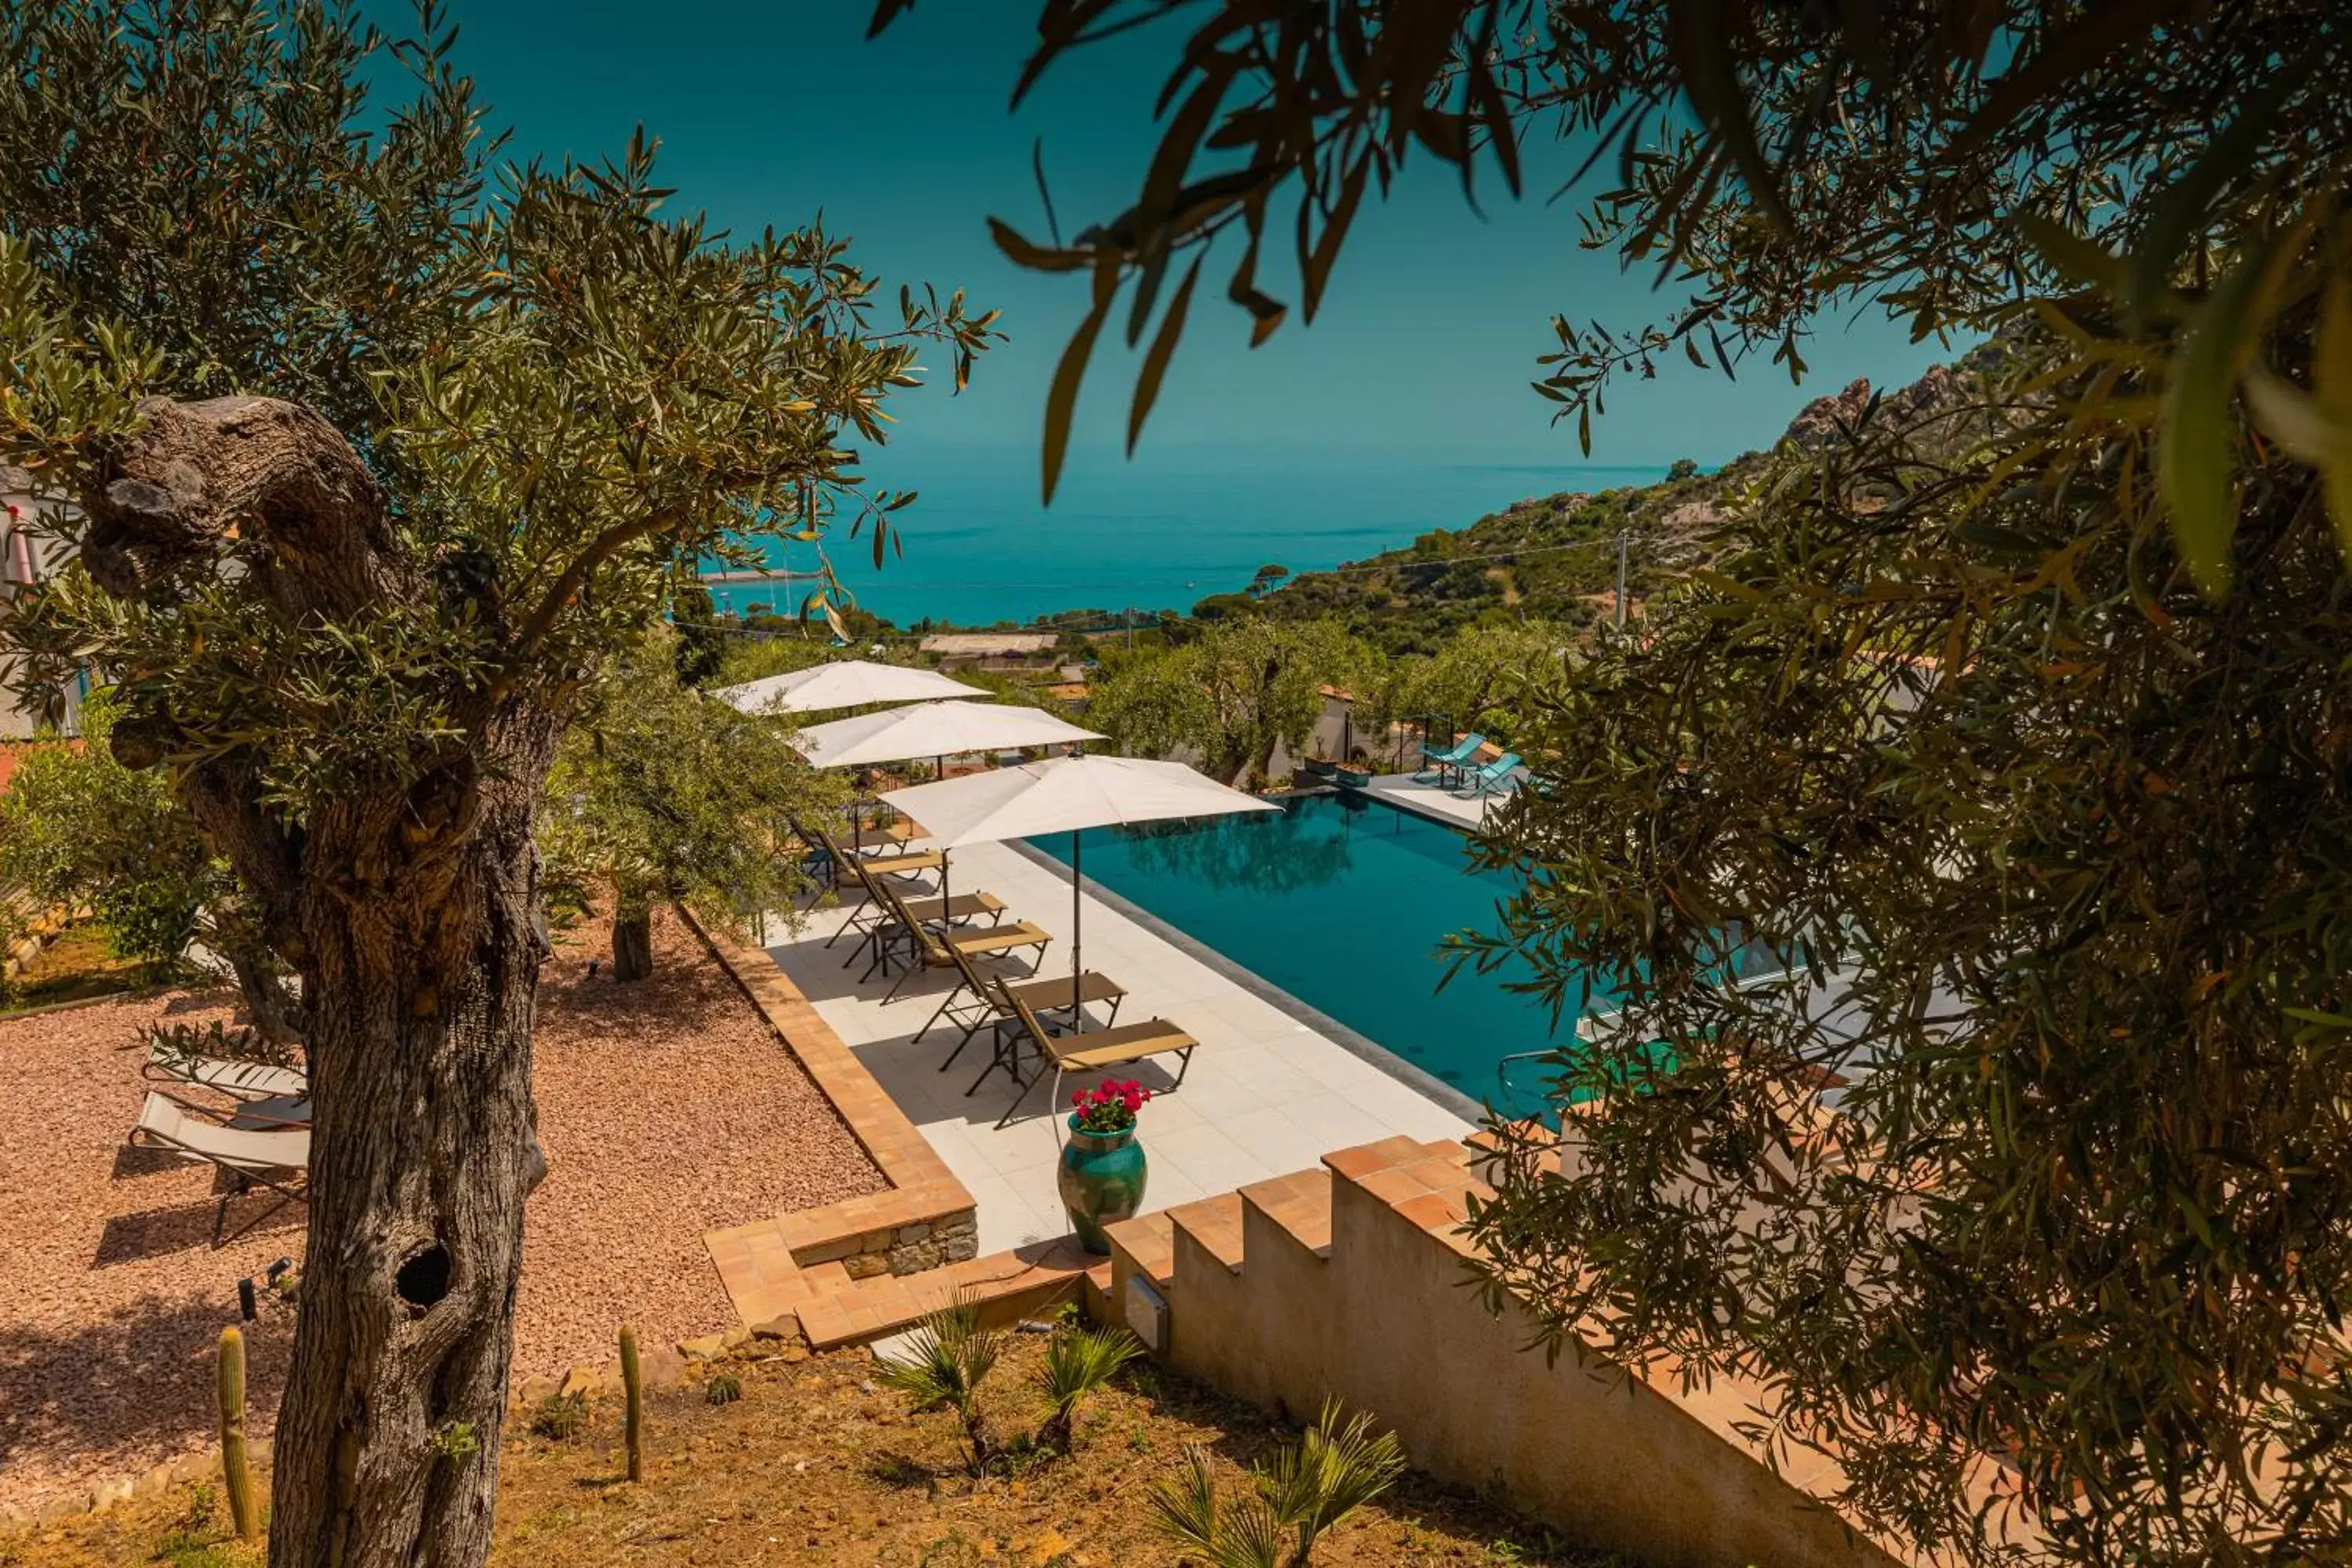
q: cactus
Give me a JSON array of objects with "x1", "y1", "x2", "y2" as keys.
[
  {"x1": 619, "y1": 1323, "x2": 644, "y2": 1483},
  {"x1": 217, "y1": 1327, "x2": 256, "y2": 1540}
]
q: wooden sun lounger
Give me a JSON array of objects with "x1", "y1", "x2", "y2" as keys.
[
  {"x1": 975, "y1": 979, "x2": 1195, "y2": 1129},
  {"x1": 895, "y1": 889, "x2": 1007, "y2": 927},
  {"x1": 840, "y1": 812, "x2": 924, "y2": 850},
  {"x1": 916, "y1": 934, "x2": 1127, "y2": 1066},
  {"x1": 832, "y1": 847, "x2": 942, "y2": 886},
  {"x1": 839, "y1": 886, "x2": 1007, "y2": 964},
  {"x1": 795, "y1": 821, "x2": 949, "y2": 951},
  {"x1": 826, "y1": 843, "x2": 1018, "y2": 973},
  {"x1": 871, "y1": 880, "x2": 1053, "y2": 1000}
]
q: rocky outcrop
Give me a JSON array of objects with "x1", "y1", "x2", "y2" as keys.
[{"x1": 1783, "y1": 362, "x2": 1981, "y2": 451}]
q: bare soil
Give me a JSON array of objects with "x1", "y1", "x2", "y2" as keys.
[
  {"x1": 0, "y1": 906, "x2": 883, "y2": 1514},
  {"x1": 3, "y1": 1339, "x2": 1622, "y2": 1568}
]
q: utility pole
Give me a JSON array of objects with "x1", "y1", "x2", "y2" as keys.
[
  {"x1": 1124, "y1": 605, "x2": 1134, "y2": 650},
  {"x1": 1613, "y1": 529, "x2": 1629, "y2": 630}
]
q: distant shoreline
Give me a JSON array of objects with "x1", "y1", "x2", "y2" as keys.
[{"x1": 703, "y1": 457, "x2": 1675, "y2": 630}]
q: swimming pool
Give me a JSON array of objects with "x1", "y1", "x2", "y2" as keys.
[{"x1": 1030, "y1": 790, "x2": 1606, "y2": 1114}]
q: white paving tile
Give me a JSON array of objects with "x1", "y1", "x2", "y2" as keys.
[
  {"x1": 1361, "y1": 771, "x2": 1515, "y2": 830},
  {"x1": 1147, "y1": 1121, "x2": 1279, "y2": 1192},
  {"x1": 760, "y1": 837, "x2": 1472, "y2": 1251}
]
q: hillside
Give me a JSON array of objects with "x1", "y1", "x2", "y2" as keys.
[{"x1": 1218, "y1": 354, "x2": 1987, "y2": 655}]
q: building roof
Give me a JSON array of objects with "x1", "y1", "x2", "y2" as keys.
[{"x1": 918, "y1": 633, "x2": 1059, "y2": 656}]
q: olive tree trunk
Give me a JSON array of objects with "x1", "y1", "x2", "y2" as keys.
[
  {"x1": 610, "y1": 906, "x2": 653, "y2": 982},
  {"x1": 263, "y1": 753, "x2": 552, "y2": 1567},
  {"x1": 73, "y1": 395, "x2": 572, "y2": 1568}
]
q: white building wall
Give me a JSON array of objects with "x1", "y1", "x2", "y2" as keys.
[{"x1": 0, "y1": 468, "x2": 87, "y2": 739}]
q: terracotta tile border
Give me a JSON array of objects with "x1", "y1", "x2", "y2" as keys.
[{"x1": 676, "y1": 906, "x2": 979, "y2": 1302}]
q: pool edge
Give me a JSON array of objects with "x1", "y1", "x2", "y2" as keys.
[{"x1": 1005, "y1": 837, "x2": 1492, "y2": 1127}]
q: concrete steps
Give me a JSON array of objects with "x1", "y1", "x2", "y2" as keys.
[
  {"x1": 1104, "y1": 1210, "x2": 1175, "y2": 1289},
  {"x1": 1163, "y1": 1193, "x2": 1245, "y2": 1272},
  {"x1": 1091, "y1": 1131, "x2": 1907, "y2": 1568},
  {"x1": 1107, "y1": 1138, "x2": 1472, "y2": 1308},
  {"x1": 710, "y1": 1135, "x2": 1481, "y2": 1356},
  {"x1": 1238, "y1": 1167, "x2": 1334, "y2": 1258}
]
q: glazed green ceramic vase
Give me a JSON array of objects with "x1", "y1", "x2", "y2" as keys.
[{"x1": 1059, "y1": 1118, "x2": 1148, "y2": 1255}]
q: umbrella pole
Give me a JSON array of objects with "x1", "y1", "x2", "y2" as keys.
[{"x1": 1070, "y1": 829, "x2": 1084, "y2": 1035}]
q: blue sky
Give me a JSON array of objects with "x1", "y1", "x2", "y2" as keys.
[{"x1": 431, "y1": 0, "x2": 1960, "y2": 491}]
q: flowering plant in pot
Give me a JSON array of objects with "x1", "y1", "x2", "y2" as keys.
[
  {"x1": 1071, "y1": 1079, "x2": 1152, "y2": 1133},
  {"x1": 1060, "y1": 1079, "x2": 1155, "y2": 1254}
]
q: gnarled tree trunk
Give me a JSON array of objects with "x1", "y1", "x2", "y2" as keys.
[
  {"x1": 263, "y1": 717, "x2": 557, "y2": 1567},
  {"x1": 78, "y1": 394, "x2": 568, "y2": 1568}
]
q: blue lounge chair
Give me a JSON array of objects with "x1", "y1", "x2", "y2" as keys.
[
  {"x1": 1454, "y1": 751, "x2": 1522, "y2": 798},
  {"x1": 1419, "y1": 731, "x2": 1484, "y2": 785}
]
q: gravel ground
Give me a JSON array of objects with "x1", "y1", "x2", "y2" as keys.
[
  {"x1": 0, "y1": 906, "x2": 884, "y2": 1513},
  {"x1": 517, "y1": 907, "x2": 885, "y2": 1374}
]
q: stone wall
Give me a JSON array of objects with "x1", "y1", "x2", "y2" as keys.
[{"x1": 1111, "y1": 1138, "x2": 1921, "y2": 1568}]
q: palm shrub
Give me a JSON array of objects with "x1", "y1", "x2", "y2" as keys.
[
  {"x1": 877, "y1": 1291, "x2": 1004, "y2": 1475},
  {"x1": 1149, "y1": 1401, "x2": 1405, "y2": 1567},
  {"x1": 1033, "y1": 1321, "x2": 1142, "y2": 1454}
]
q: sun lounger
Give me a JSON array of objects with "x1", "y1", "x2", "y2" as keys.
[
  {"x1": 831, "y1": 846, "x2": 942, "y2": 886},
  {"x1": 916, "y1": 935, "x2": 1126, "y2": 1066},
  {"x1": 1419, "y1": 731, "x2": 1485, "y2": 785},
  {"x1": 843, "y1": 812, "x2": 924, "y2": 851},
  {"x1": 795, "y1": 822, "x2": 952, "y2": 950},
  {"x1": 131, "y1": 1091, "x2": 310, "y2": 1245},
  {"x1": 793, "y1": 816, "x2": 936, "y2": 880},
  {"x1": 974, "y1": 978, "x2": 1195, "y2": 1129},
  {"x1": 865, "y1": 877, "x2": 1052, "y2": 1000},
  {"x1": 143, "y1": 1042, "x2": 307, "y2": 1103},
  {"x1": 1454, "y1": 751, "x2": 1521, "y2": 798},
  {"x1": 842, "y1": 884, "x2": 1011, "y2": 965},
  {"x1": 826, "y1": 841, "x2": 1013, "y2": 968}
]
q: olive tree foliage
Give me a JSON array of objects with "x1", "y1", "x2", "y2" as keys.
[
  {"x1": 713, "y1": 626, "x2": 838, "y2": 688},
  {"x1": 885, "y1": 1, "x2": 2352, "y2": 1561},
  {"x1": 1087, "y1": 616, "x2": 1373, "y2": 786},
  {"x1": 0, "y1": 5, "x2": 996, "y2": 1566},
  {"x1": 0, "y1": 690, "x2": 201, "y2": 957},
  {"x1": 537, "y1": 631, "x2": 843, "y2": 979},
  {"x1": 1388, "y1": 619, "x2": 1570, "y2": 749},
  {"x1": 0, "y1": 691, "x2": 205, "y2": 962},
  {"x1": 0, "y1": 690, "x2": 305, "y2": 1036}
]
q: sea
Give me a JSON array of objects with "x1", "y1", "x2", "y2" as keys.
[{"x1": 705, "y1": 448, "x2": 1670, "y2": 630}]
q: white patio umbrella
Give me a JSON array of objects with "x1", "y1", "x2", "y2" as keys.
[
  {"x1": 717, "y1": 658, "x2": 984, "y2": 716},
  {"x1": 793, "y1": 699, "x2": 1103, "y2": 873},
  {"x1": 793, "y1": 699, "x2": 1102, "y2": 771},
  {"x1": 883, "y1": 755, "x2": 1278, "y2": 1030}
]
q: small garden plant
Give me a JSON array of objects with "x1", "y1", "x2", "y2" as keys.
[
  {"x1": 878, "y1": 1292, "x2": 1142, "y2": 1472},
  {"x1": 528, "y1": 1391, "x2": 588, "y2": 1442},
  {"x1": 1069, "y1": 1078, "x2": 1151, "y2": 1134},
  {"x1": 1149, "y1": 1399, "x2": 1406, "y2": 1567},
  {"x1": 877, "y1": 1290, "x2": 1006, "y2": 1475},
  {"x1": 1036, "y1": 1320, "x2": 1144, "y2": 1454}
]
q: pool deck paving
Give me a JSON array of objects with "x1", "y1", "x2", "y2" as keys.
[
  {"x1": 1361, "y1": 771, "x2": 1515, "y2": 831},
  {"x1": 760, "y1": 837, "x2": 1472, "y2": 1257}
]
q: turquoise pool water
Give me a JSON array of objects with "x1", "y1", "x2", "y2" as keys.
[{"x1": 1031, "y1": 790, "x2": 1608, "y2": 1112}]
